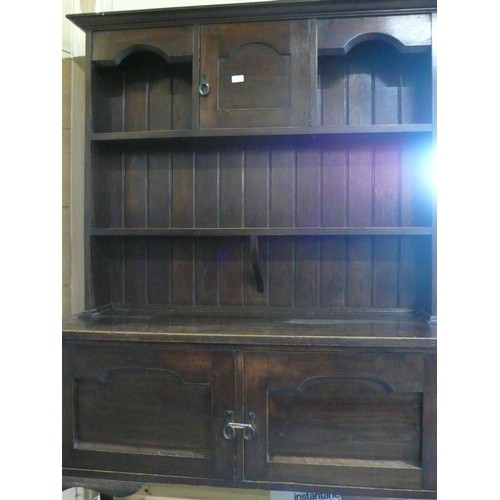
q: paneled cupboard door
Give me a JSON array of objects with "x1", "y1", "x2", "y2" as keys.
[
  {"x1": 244, "y1": 350, "x2": 436, "y2": 492},
  {"x1": 62, "y1": 342, "x2": 236, "y2": 481},
  {"x1": 199, "y1": 20, "x2": 311, "y2": 128}
]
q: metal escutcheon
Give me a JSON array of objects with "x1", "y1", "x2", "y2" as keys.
[
  {"x1": 199, "y1": 75, "x2": 210, "y2": 96},
  {"x1": 223, "y1": 410, "x2": 256, "y2": 440}
]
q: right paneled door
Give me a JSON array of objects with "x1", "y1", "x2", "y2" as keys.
[{"x1": 243, "y1": 349, "x2": 436, "y2": 493}]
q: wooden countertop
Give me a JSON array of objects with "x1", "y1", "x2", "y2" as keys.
[{"x1": 63, "y1": 309, "x2": 436, "y2": 349}]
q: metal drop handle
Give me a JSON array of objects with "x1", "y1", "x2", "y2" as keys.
[
  {"x1": 223, "y1": 410, "x2": 256, "y2": 440},
  {"x1": 199, "y1": 75, "x2": 210, "y2": 96}
]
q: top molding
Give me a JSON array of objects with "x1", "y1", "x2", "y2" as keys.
[{"x1": 67, "y1": 0, "x2": 437, "y2": 31}]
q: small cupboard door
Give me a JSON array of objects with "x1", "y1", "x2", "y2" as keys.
[
  {"x1": 63, "y1": 341, "x2": 236, "y2": 481},
  {"x1": 199, "y1": 20, "x2": 311, "y2": 129},
  {"x1": 244, "y1": 350, "x2": 436, "y2": 492}
]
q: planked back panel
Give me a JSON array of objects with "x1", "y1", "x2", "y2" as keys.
[
  {"x1": 91, "y1": 136, "x2": 432, "y2": 230},
  {"x1": 89, "y1": 234, "x2": 431, "y2": 312}
]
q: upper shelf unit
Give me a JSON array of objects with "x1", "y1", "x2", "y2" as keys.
[
  {"x1": 88, "y1": 12, "x2": 433, "y2": 136},
  {"x1": 68, "y1": 1, "x2": 436, "y2": 317}
]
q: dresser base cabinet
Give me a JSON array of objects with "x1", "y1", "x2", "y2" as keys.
[{"x1": 62, "y1": 320, "x2": 436, "y2": 499}]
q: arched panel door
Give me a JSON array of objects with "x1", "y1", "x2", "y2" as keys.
[
  {"x1": 200, "y1": 20, "x2": 311, "y2": 129},
  {"x1": 63, "y1": 341, "x2": 236, "y2": 482},
  {"x1": 243, "y1": 349, "x2": 436, "y2": 495}
]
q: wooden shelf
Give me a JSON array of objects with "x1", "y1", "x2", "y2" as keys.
[
  {"x1": 89, "y1": 227, "x2": 433, "y2": 237},
  {"x1": 90, "y1": 124, "x2": 433, "y2": 142}
]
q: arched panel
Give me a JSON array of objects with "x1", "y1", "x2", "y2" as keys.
[
  {"x1": 75, "y1": 367, "x2": 213, "y2": 457},
  {"x1": 218, "y1": 42, "x2": 290, "y2": 111},
  {"x1": 103, "y1": 43, "x2": 177, "y2": 67},
  {"x1": 200, "y1": 19, "x2": 310, "y2": 128},
  {"x1": 342, "y1": 32, "x2": 409, "y2": 55},
  {"x1": 92, "y1": 26, "x2": 193, "y2": 66},
  {"x1": 295, "y1": 374, "x2": 395, "y2": 395},
  {"x1": 318, "y1": 14, "x2": 432, "y2": 55},
  {"x1": 267, "y1": 374, "x2": 422, "y2": 466}
]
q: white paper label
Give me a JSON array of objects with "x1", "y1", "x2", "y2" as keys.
[{"x1": 231, "y1": 74, "x2": 245, "y2": 83}]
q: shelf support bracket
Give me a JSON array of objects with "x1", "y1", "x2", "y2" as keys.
[{"x1": 250, "y1": 235, "x2": 264, "y2": 293}]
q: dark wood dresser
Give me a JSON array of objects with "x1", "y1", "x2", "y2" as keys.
[{"x1": 64, "y1": 1, "x2": 437, "y2": 498}]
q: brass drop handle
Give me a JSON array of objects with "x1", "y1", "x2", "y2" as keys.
[{"x1": 223, "y1": 410, "x2": 256, "y2": 440}]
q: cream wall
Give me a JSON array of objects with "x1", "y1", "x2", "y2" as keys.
[{"x1": 62, "y1": 1, "x2": 273, "y2": 498}]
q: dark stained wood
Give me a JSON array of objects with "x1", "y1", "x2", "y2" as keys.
[
  {"x1": 200, "y1": 20, "x2": 311, "y2": 129},
  {"x1": 64, "y1": 310, "x2": 437, "y2": 348},
  {"x1": 93, "y1": 52, "x2": 193, "y2": 134},
  {"x1": 69, "y1": 1, "x2": 436, "y2": 32},
  {"x1": 294, "y1": 237, "x2": 320, "y2": 307},
  {"x1": 123, "y1": 238, "x2": 147, "y2": 304},
  {"x1": 195, "y1": 149, "x2": 218, "y2": 228},
  {"x1": 321, "y1": 144, "x2": 348, "y2": 226},
  {"x1": 320, "y1": 237, "x2": 347, "y2": 307},
  {"x1": 269, "y1": 237, "x2": 294, "y2": 307},
  {"x1": 348, "y1": 45, "x2": 372, "y2": 126},
  {"x1": 373, "y1": 236, "x2": 399, "y2": 307},
  {"x1": 67, "y1": 2, "x2": 436, "y2": 497},
  {"x1": 92, "y1": 67, "x2": 123, "y2": 133},
  {"x1": 220, "y1": 238, "x2": 245, "y2": 305},
  {"x1": 317, "y1": 14, "x2": 432, "y2": 55},
  {"x1": 422, "y1": 353, "x2": 437, "y2": 489},
  {"x1": 219, "y1": 148, "x2": 243, "y2": 227},
  {"x1": 87, "y1": 235, "x2": 430, "y2": 314},
  {"x1": 319, "y1": 41, "x2": 432, "y2": 127},
  {"x1": 245, "y1": 237, "x2": 269, "y2": 307},
  {"x1": 320, "y1": 56, "x2": 346, "y2": 126},
  {"x1": 429, "y1": 12, "x2": 437, "y2": 321},
  {"x1": 92, "y1": 26, "x2": 193, "y2": 65},
  {"x1": 147, "y1": 147, "x2": 171, "y2": 227},
  {"x1": 399, "y1": 236, "x2": 420, "y2": 309},
  {"x1": 171, "y1": 151, "x2": 194, "y2": 228},
  {"x1": 373, "y1": 45, "x2": 400, "y2": 125},
  {"x1": 171, "y1": 238, "x2": 194, "y2": 305},
  {"x1": 90, "y1": 227, "x2": 433, "y2": 236},
  {"x1": 91, "y1": 124, "x2": 433, "y2": 141},
  {"x1": 123, "y1": 54, "x2": 147, "y2": 132},
  {"x1": 296, "y1": 145, "x2": 321, "y2": 227},
  {"x1": 346, "y1": 236, "x2": 372, "y2": 307},
  {"x1": 147, "y1": 239, "x2": 171, "y2": 305},
  {"x1": 63, "y1": 341, "x2": 236, "y2": 479},
  {"x1": 373, "y1": 143, "x2": 399, "y2": 226},
  {"x1": 124, "y1": 147, "x2": 147, "y2": 227},
  {"x1": 244, "y1": 350, "x2": 428, "y2": 489},
  {"x1": 250, "y1": 236, "x2": 265, "y2": 295},
  {"x1": 195, "y1": 238, "x2": 218, "y2": 305},
  {"x1": 244, "y1": 149, "x2": 269, "y2": 228},
  {"x1": 348, "y1": 146, "x2": 372, "y2": 226},
  {"x1": 401, "y1": 52, "x2": 433, "y2": 124},
  {"x1": 270, "y1": 141, "x2": 295, "y2": 227}
]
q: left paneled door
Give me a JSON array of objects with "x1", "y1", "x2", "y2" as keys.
[{"x1": 63, "y1": 341, "x2": 236, "y2": 481}]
